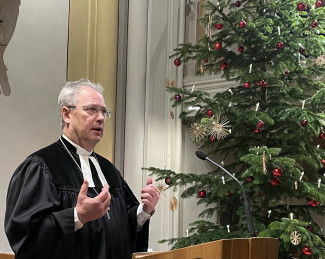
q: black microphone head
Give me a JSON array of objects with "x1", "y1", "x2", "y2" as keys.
[{"x1": 195, "y1": 150, "x2": 207, "y2": 160}]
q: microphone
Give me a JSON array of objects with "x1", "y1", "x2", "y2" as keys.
[{"x1": 195, "y1": 150, "x2": 257, "y2": 237}]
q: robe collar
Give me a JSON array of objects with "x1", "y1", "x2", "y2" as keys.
[{"x1": 61, "y1": 134, "x2": 93, "y2": 156}]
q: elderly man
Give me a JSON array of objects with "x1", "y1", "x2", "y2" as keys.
[{"x1": 5, "y1": 79, "x2": 160, "y2": 259}]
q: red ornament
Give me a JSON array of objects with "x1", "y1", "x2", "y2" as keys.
[
  {"x1": 175, "y1": 94, "x2": 182, "y2": 101},
  {"x1": 312, "y1": 20, "x2": 318, "y2": 28},
  {"x1": 270, "y1": 178, "x2": 280, "y2": 186},
  {"x1": 308, "y1": 199, "x2": 319, "y2": 207},
  {"x1": 302, "y1": 245, "x2": 312, "y2": 255},
  {"x1": 277, "y1": 42, "x2": 284, "y2": 49},
  {"x1": 285, "y1": 70, "x2": 290, "y2": 75},
  {"x1": 239, "y1": 20, "x2": 246, "y2": 28},
  {"x1": 254, "y1": 128, "x2": 262, "y2": 133},
  {"x1": 247, "y1": 176, "x2": 255, "y2": 182},
  {"x1": 244, "y1": 82, "x2": 250, "y2": 89},
  {"x1": 198, "y1": 190, "x2": 206, "y2": 198},
  {"x1": 316, "y1": 0, "x2": 322, "y2": 8},
  {"x1": 297, "y1": 2, "x2": 306, "y2": 11},
  {"x1": 299, "y1": 47, "x2": 305, "y2": 54},
  {"x1": 272, "y1": 167, "x2": 283, "y2": 177},
  {"x1": 209, "y1": 136, "x2": 216, "y2": 142},
  {"x1": 214, "y1": 42, "x2": 222, "y2": 51},
  {"x1": 321, "y1": 159, "x2": 325, "y2": 166},
  {"x1": 203, "y1": 58, "x2": 208, "y2": 63},
  {"x1": 221, "y1": 62, "x2": 228, "y2": 70},
  {"x1": 301, "y1": 120, "x2": 308, "y2": 127},
  {"x1": 215, "y1": 23, "x2": 224, "y2": 30},
  {"x1": 165, "y1": 177, "x2": 171, "y2": 185},
  {"x1": 235, "y1": 1, "x2": 241, "y2": 7},
  {"x1": 258, "y1": 80, "x2": 267, "y2": 88},
  {"x1": 174, "y1": 58, "x2": 181, "y2": 66},
  {"x1": 207, "y1": 109, "x2": 214, "y2": 117},
  {"x1": 238, "y1": 46, "x2": 245, "y2": 53},
  {"x1": 257, "y1": 120, "x2": 264, "y2": 128},
  {"x1": 225, "y1": 191, "x2": 232, "y2": 197},
  {"x1": 306, "y1": 225, "x2": 315, "y2": 232},
  {"x1": 319, "y1": 132, "x2": 325, "y2": 139}
]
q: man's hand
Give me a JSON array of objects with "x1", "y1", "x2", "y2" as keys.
[
  {"x1": 76, "y1": 180, "x2": 111, "y2": 224},
  {"x1": 141, "y1": 177, "x2": 160, "y2": 215}
]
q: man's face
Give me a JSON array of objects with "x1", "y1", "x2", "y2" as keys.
[{"x1": 63, "y1": 86, "x2": 107, "y2": 151}]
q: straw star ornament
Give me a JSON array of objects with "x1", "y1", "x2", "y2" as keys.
[{"x1": 206, "y1": 115, "x2": 231, "y2": 140}]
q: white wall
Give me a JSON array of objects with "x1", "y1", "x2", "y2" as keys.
[
  {"x1": 0, "y1": 0, "x2": 69, "y2": 251},
  {"x1": 123, "y1": 0, "x2": 217, "y2": 252},
  {"x1": 123, "y1": 0, "x2": 231, "y2": 252}
]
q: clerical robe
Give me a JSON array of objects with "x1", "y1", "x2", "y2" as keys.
[{"x1": 5, "y1": 138, "x2": 149, "y2": 259}]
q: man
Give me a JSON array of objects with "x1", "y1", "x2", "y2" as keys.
[{"x1": 5, "y1": 79, "x2": 160, "y2": 259}]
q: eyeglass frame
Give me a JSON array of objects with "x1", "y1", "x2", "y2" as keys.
[{"x1": 66, "y1": 105, "x2": 111, "y2": 118}]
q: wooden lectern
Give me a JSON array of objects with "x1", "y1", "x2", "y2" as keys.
[{"x1": 133, "y1": 237, "x2": 278, "y2": 259}]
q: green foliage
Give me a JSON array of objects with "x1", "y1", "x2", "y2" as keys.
[
  {"x1": 259, "y1": 218, "x2": 325, "y2": 258},
  {"x1": 153, "y1": 0, "x2": 325, "y2": 258},
  {"x1": 159, "y1": 220, "x2": 235, "y2": 250}
]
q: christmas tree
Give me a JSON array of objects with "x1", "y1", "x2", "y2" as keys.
[{"x1": 147, "y1": 0, "x2": 325, "y2": 258}]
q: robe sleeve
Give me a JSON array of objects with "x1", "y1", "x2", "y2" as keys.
[
  {"x1": 5, "y1": 156, "x2": 75, "y2": 259},
  {"x1": 121, "y1": 177, "x2": 150, "y2": 253}
]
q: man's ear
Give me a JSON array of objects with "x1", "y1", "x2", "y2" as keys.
[{"x1": 62, "y1": 106, "x2": 71, "y2": 125}]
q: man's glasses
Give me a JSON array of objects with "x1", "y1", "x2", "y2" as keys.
[{"x1": 67, "y1": 105, "x2": 111, "y2": 118}]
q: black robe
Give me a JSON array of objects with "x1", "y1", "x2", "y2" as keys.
[{"x1": 5, "y1": 138, "x2": 149, "y2": 259}]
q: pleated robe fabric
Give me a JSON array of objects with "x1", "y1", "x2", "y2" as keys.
[{"x1": 5, "y1": 138, "x2": 149, "y2": 259}]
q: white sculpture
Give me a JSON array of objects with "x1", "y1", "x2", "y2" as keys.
[{"x1": 0, "y1": 0, "x2": 20, "y2": 96}]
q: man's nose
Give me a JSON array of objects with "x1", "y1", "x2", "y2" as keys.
[{"x1": 96, "y1": 110, "x2": 105, "y2": 121}]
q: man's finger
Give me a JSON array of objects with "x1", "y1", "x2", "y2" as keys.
[
  {"x1": 147, "y1": 177, "x2": 152, "y2": 186},
  {"x1": 79, "y1": 180, "x2": 89, "y2": 197},
  {"x1": 102, "y1": 183, "x2": 109, "y2": 193}
]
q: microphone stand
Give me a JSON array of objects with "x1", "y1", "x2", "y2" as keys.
[{"x1": 196, "y1": 151, "x2": 257, "y2": 237}]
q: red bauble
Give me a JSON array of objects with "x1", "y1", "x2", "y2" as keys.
[
  {"x1": 277, "y1": 42, "x2": 284, "y2": 49},
  {"x1": 321, "y1": 159, "x2": 325, "y2": 166},
  {"x1": 215, "y1": 23, "x2": 224, "y2": 30},
  {"x1": 203, "y1": 58, "x2": 208, "y2": 63},
  {"x1": 244, "y1": 82, "x2": 250, "y2": 89},
  {"x1": 297, "y1": 2, "x2": 306, "y2": 11},
  {"x1": 198, "y1": 190, "x2": 206, "y2": 198},
  {"x1": 207, "y1": 109, "x2": 214, "y2": 117},
  {"x1": 221, "y1": 62, "x2": 229, "y2": 70},
  {"x1": 319, "y1": 132, "x2": 325, "y2": 139},
  {"x1": 301, "y1": 120, "x2": 308, "y2": 127},
  {"x1": 306, "y1": 225, "x2": 315, "y2": 232},
  {"x1": 272, "y1": 167, "x2": 283, "y2": 177},
  {"x1": 174, "y1": 58, "x2": 181, "y2": 66},
  {"x1": 312, "y1": 20, "x2": 318, "y2": 28},
  {"x1": 270, "y1": 178, "x2": 280, "y2": 186},
  {"x1": 316, "y1": 0, "x2": 322, "y2": 8},
  {"x1": 235, "y1": 1, "x2": 241, "y2": 7},
  {"x1": 214, "y1": 42, "x2": 222, "y2": 51},
  {"x1": 258, "y1": 80, "x2": 267, "y2": 88},
  {"x1": 175, "y1": 94, "x2": 182, "y2": 101},
  {"x1": 225, "y1": 191, "x2": 232, "y2": 197},
  {"x1": 239, "y1": 20, "x2": 246, "y2": 28},
  {"x1": 254, "y1": 128, "x2": 262, "y2": 133},
  {"x1": 247, "y1": 176, "x2": 255, "y2": 182},
  {"x1": 302, "y1": 246, "x2": 312, "y2": 256},
  {"x1": 308, "y1": 199, "x2": 319, "y2": 207},
  {"x1": 299, "y1": 47, "x2": 305, "y2": 54},
  {"x1": 209, "y1": 136, "x2": 216, "y2": 142},
  {"x1": 257, "y1": 120, "x2": 264, "y2": 128},
  {"x1": 238, "y1": 46, "x2": 245, "y2": 53},
  {"x1": 285, "y1": 70, "x2": 290, "y2": 75},
  {"x1": 165, "y1": 177, "x2": 171, "y2": 185}
]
